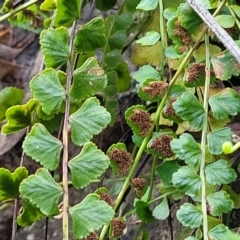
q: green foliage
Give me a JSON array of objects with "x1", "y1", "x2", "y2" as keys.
[
  {"x1": 69, "y1": 97, "x2": 111, "y2": 146},
  {"x1": 136, "y1": 0, "x2": 158, "y2": 11},
  {"x1": 170, "y1": 133, "x2": 201, "y2": 168},
  {"x1": 133, "y1": 65, "x2": 160, "y2": 84},
  {"x1": 209, "y1": 88, "x2": 240, "y2": 119},
  {"x1": 156, "y1": 161, "x2": 180, "y2": 185},
  {"x1": 68, "y1": 142, "x2": 110, "y2": 189},
  {"x1": 136, "y1": 31, "x2": 160, "y2": 46},
  {"x1": 152, "y1": 197, "x2": 169, "y2": 220},
  {"x1": 40, "y1": 0, "x2": 56, "y2": 11},
  {"x1": 0, "y1": 87, "x2": 24, "y2": 122},
  {"x1": 1, "y1": 0, "x2": 240, "y2": 238},
  {"x1": 30, "y1": 68, "x2": 66, "y2": 115},
  {"x1": 135, "y1": 200, "x2": 154, "y2": 223},
  {"x1": 20, "y1": 168, "x2": 63, "y2": 216},
  {"x1": 69, "y1": 194, "x2": 114, "y2": 238},
  {"x1": 211, "y1": 42, "x2": 240, "y2": 80},
  {"x1": 0, "y1": 167, "x2": 28, "y2": 201},
  {"x1": 22, "y1": 123, "x2": 63, "y2": 170},
  {"x1": 40, "y1": 27, "x2": 69, "y2": 68},
  {"x1": 172, "y1": 166, "x2": 201, "y2": 198},
  {"x1": 207, "y1": 191, "x2": 234, "y2": 216},
  {"x1": 74, "y1": 17, "x2": 106, "y2": 52},
  {"x1": 17, "y1": 199, "x2": 44, "y2": 227},
  {"x1": 70, "y1": 57, "x2": 107, "y2": 101},
  {"x1": 173, "y1": 92, "x2": 205, "y2": 130},
  {"x1": 1, "y1": 99, "x2": 37, "y2": 134},
  {"x1": 177, "y1": 203, "x2": 202, "y2": 228},
  {"x1": 96, "y1": 0, "x2": 117, "y2": 11},
  {"x1": 214, "y1": 15, "x2": 235, "y2": 28},
  {"x1": 205, "y1": 160, "x2": 237, "y2": 185},
  {"x1": 207, "y1": 127, "x2": 233, "y2": 155},
  {"x1": 209, "y1": 224, "x2": 233, "y2": 240},
  {"x1": 8, "y1": 4, "x2": 45, "y2": 33},
  {"x1": 138, "y1": 79, "x2": 168, "y2": 102},
  {"x1": 54, "y1": 0, "x2": 82, "y2": 27}
]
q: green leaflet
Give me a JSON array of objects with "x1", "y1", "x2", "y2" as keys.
[
  {"x1": 74, "y1": 17, "x2": 106, "y2": 52},
  {"x1": 54, "y1": 0, "x2": 82, "y2": 27},
  {"x1": 40, "y1": 27, "x2": 69, "y2": 68},
  {"x1": 138, "y1": 79, "x2": 168, "y2": 102},
  {"x1": 17, "y1": 199, "x2": 44, "y2": 227},
  {"x1": 152, "y1": 197, "x2": 169, "y2": 220},
  {"x1": 205, "y1": 160, "x2": 237, "y2": 185},
  {"x1": 1, "y1": 99, "x2": 37, "y2": 134},
  {"x1": 115, "y1": 61, "x2": 131, "y2": 92},
  {"x1": 211, "y1": 42, "x2": 240, "y2": 80},
  {"x1": 136, "y1": 0, "x2": 158, "y2": 11},
  {"x1": 209, "y1": 224, "x2": 233, "y2": 240},
  {"x1": 209, "y1": 88, "x2": 240, "y2": 120},
  {"x1": 133, "y1": 65, "x2": 160, "y2": 85},
  {"x1": 68, "y1": 142, "x2": 110, "y2": 189},
  {"x1": 172, "y1": 166, "x2": 201, "y2": 198},
  {"x1": 30, "y1": 68, "x2": 66, "y2": 115},
  {"x1": 170, "y1": 133, "x2": 201, "y2": 169},
  {"x1": 214, "y1": 15, "x2": 235, "y2": 28},
  {"x1": 136, "y1": 31, "x2": 160, "y2": 46},
  {"x1": 0, "y1": 167, "x2": 28, "y2": 201},
  {"x1": 207, "y1": 191, "x2": 234, "y2": 216},
  {"x1": 96, "y1": 0, "x2": 117, "y2": 11},
  {"x1": 69, "y1": 97, "x2": 111, "y2": 146},
  {"x1": 177, "y1": 203, "x2": 202, "y2": 228},
  {"x1": 20, "y1": 168, "x2": 63, "y2": 216},
  {"x1": 125, "y1": 105, "x2": 152, "y2": 137},
  {"x1": 69, "y1": 194, "x2": 114, "y2": 238},
  {"x1": 173, "y1": 92, "x2": 205, "y2": 130},
  {"x1": 40, "y1": 0, "x2": 56, "y2": 11},
  {"x1": 177, "y1": 3, "x2": 202, "y2": 34},
  {"x1": 135, "y1": 200, "x2": 154, "y2": 223},
  {"x1": 70, "y1": 57, "x2": 108, "y2": 101},
  {"x1": 114, "y1": 12, "x2": 132, "y2": 31},
  {"x1": 207, "y1": 127, "x2": 233, "y2": 155},
  {"x1": 156, "y1": 161, "x2": 180, "y2": 185},
  {"x1": 109, "y1": 30, "x2": 127, "y2": 50},
  {"x1": 23, "y1": 123, "x2": 63, "y2": 170},
  {"x1": 0, "y1": 87, "x2": 24, "y2": 121}
]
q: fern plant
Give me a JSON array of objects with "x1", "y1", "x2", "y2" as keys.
[{"x1": 1, "y1": 0, "x2": 240, "y2": 240}]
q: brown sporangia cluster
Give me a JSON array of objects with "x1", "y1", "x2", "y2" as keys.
[
  {"x1": 98, "y1": 191, "x2": 114, "y2": 207},
  {"x1": 225, "y1": 26, "x2": 238, "y2": 37},
  {"x1": 186, "y1": 63, "x2": 215, "y2": 83},
  {"x1": 129, "y1": 109, "x2": 152, "y2": 136},
  {"x1": 22, "y1": 9, "x2": 44, "y2": 28},
  {"x1": 163, "y1": 98, "x2": 178, "y2": 119},
  {"x1": 131, "y1": 177, "x2": 146, "y2": 198},
  {"x1": 80, "y1": 232, "x2": 98, "y2": 240},
  {"x1": 108, "y1": 148, "x2": 132, "y2": 175},
  {"x1": 112, "y1": 218, "x2": 126, "y2": 238},
  {"x1": 149, "y1": 135, "x2": 174, "y2": 158},
  {"x1": 141, "y1": 81, "x2": 168, "y2": 98},
  {"x1": 173, "y1": 20, "x2": 192, "y2": 53}
]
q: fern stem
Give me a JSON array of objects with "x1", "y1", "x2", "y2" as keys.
[
  {"x1": 0, "y1": 0, "x2": 39, "y2": 22},
  {"x1": 62, "y1": 20, "x2": 78, "y2": 240},
  {"x1": 159, "y1": 0, "x2": 165, "y2": 80},
  {"x1": 200, "y1": 33, "x2": 210, "y2": 240}
]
